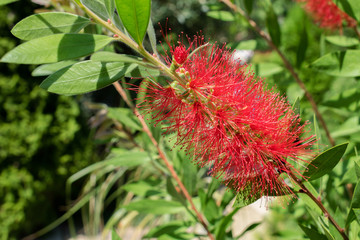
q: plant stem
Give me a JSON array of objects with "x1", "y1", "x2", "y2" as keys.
[
  {"x1": 219, "y1": 0, "x2": 335, "y2": 146},
  {"x1": 112, "y1": 82, "x2": 215, "y2": 240},
  {"x1": 288, "y1": 172, "x2": 349, "y2": 240},
  {"x1": 75, "y1": 3, "x2": 214, "y2": 238}
]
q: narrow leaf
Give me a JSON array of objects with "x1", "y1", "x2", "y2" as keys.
[
  {"x1": 215, "y1": 207, "x2": 240, "y2": 239},
  {"x1": 122, "y1": 180, "x2": 163, "y2": 197},
  {"x1": 325, "y1": 36, "x2": 359, "y2": 48},
  {"x1": 40, "y1": 60, "x2": 136, "y2": 95},
  {"x1": 299, "y1": 224, "x2": 327, "y2": 240},
  {"x1": 207, "y1": 11, "x2": 235, "y2": 21},
  {"x1": 147, "y1": 18, "x2": 160, "y2": 58},
  {"x1": 265, "y1": 4, "x2": 281, "y2": 47},
  {"x1": 310, "y1": 50, "x2": 360, "y2": 77},
  {"x1": 124, "y1": 200, "x2": 183, "y2": 214},
  {"x1": 145, "y1": 221, "x2": 193, "y2": 239},
  {"x1": 354, "y1": 208, "x2": 360, "y2": 224},
  {"x1": 11, "y1": 13, "x2": 90, "y2": 40},
  {"x1": 304, "y1": 143, "x2": 348, "y2": 181},
  {"x1": 32, "y1": 61, "x2": 77, "y2": 77},
  {"x1": 81, "y1": 0, "x2": 108, "y2": 21},
  {"x1": 244, "y1": 0, "x2": 253, "y2": 14},
  {"x1": 1, "y1": 34, "x2": 113, "y2": 64},
  {"x1": 68, "y1": 151, "x2": 150, "y2": 183},
  {"x1": 90, "y1": 51, "x2": 144, "y2": 64},
  {"x1": 107, "y1": 107, "x2": 142, "y2": 131},
  {"x1": 104, "y1": 0, "x2": 116, "y2": 19},
  {"x1": 112, "y1": 229, "x2": 122, "y2": 240},
  {"x1": 115, "y1": 0, "x2": 151, "y2": 45},
  {"x1": 346, "y1": 180, "x2": 360, "y2": 227},
  {"x1": 296, "y1": 26, "x2": 308, "y2": 68}
]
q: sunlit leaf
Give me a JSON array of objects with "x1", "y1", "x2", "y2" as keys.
[
  {"x1": 124, "y1": 200, "x2": 183, "y2": 214},
  {"x1": 1, "y1": 34, "x2": 113, "y2": 64},
  {"x1": 325, "y1": 36, "x2": 359, "y2": 47},
  {"x1": 40, "y1": 61, "x2": 136, "y2": 95},
  {"x1": 32, "y1": 61, "x2": 77, "y2": 77},
  {"x1": 11, "y1": 13, "x2": 90, "y2": 40},
  {"x1": 115, "y1": 0, "x2": 151, "y2": 45},
  {"x1": 207, "y1": 11, "x2": 235, "y2": 21},
  {"x1": 346, "y1": 180, "x2": 360, "y2": 227},
  {"x1": 90, "y1": 51, "x2": 144, "y2": 64},
  {"x1": 299, "y1": 224, "x2": 327, "y2": 240},
  {"x1": 303, "y1": 143, "x2": 348, "y2": 181},
  {"x1": 310, "y1": 50, "x2": 360, "y2": 77},
  {"x1": 81, "y1": 0, "x2": 108, "y2": 21},
  {"x1": 107, "y1": 107, "x2": 142, "y2": 131}
]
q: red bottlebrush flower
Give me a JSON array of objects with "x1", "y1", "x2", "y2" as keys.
[
  {"x1": 138, "y1": 34, "x2": 314, "y2": 201},
  {"x1": 298, "y1": 0, "x2": 357, "y2": 30}
]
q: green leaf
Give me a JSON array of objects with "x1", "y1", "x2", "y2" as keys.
[
  {"x1": 319, "y1": 217, "x2": 335, "y2": 240},
  {"x1": 145, "y1": 221, "x2": 194, "y2": 239},
  {"x1": 181, "y1": 158, "x2": 198, "y2": 196},
  {"x1": 122, "y1": 180, "x2": 164, "y2": 197},
  {"x1": 90, "y1": 51, "x2": 144, "y2": 64},
  {"x1": 0, "y1": 0, "x2": 18, "y2": 5},
  {"x1": 11, "y1": 13, "x2": 90, "y2": 40},
  {"x1": 207, "y1": 11, "x2": 235, "y2": 21},
  {"x1": 203, "y1": 197, "x2": 221, "y2": 224},
  {"x1": 166, "y1": 178, "x2": 187, "y2": 205},
  {"x1": 354, "y1": 208, "x2": 360, "y2": 224},
  {"x1": 322, "y1": 88, "x2": 360, "y2": 111},
  {"x1": 331, "y1": 117, "x2": 360, "y2": 138},
  {"x1": 81, "y1": 0, "x2": 108, "y2": 21},
  {"x1": 68, "y1": 151, "x2": 149, "y2": 183},
  {"x1": 1, "y1": 34, "x2": 113, "y2": 64},
  {"x1": 299, "y1": 224, "x2": 327, "y2": 240},
  {"x1": 147, "y1": 18, "x2": 160, "y2": 58},
  {"x1": 296, "y1": 26, "x2": 308, "y2": 68},
  {"x1": 32, "y1": 61, "x2": 77, "y2": 77},
  {"x1": 346, "y1": 180, "x2": 360, "y2": 227},
  {"x1": 125, "y1": 65, "x2": 161, "y2": 78},
  {"x1": 243, "y1": 0, "x2": 253, "y2": 14},
  {"x1": 339, "y1": 0, "x2": 360, "y2": 21},
  {"x1": 104, "y1": 0, "x2": 116, "y2": 19},
  {"x1": 304, "y1": 143, "x2": 348, "y2": 181},
  {"x1": 325, "y1": 36, "x2": 359, "y2": 48},
  {"x1": 115, "y1": 0, "x2": 151, "y2": 45},
  {"x1": 233, "y1": 40, "x2": 257, "y2": 50},
  {"x1": 265, "y1": 4, "x2": 281, "y2": 47},
  {"x1": 124, "y1": 200, "x2": 184, "y2": 215},
  {"x1": 310, "y1": 50, "x2": 360, "y2": 77},
  {"x1": 214, "y1": 207, "x2": 240, "y2": 239},
  {"x1": 292, "y1": 97, "x2": 301, "y2": 116},
  {"x1": 112, "y1": 229, "x2": 122, "y2": 240},
  {"x1": 237, "y1": 222, "x2": 262, "y2": 239},
  {"x1": 328, "y1": 208, "x2": 345, "y2": 240},
  {"x1": 107, "y1": 107, "x2": 142, "y2": 131},
  {"x1": 255, "y1": 62, "x2": 283, "y2": 77},
  {"x1": 40, "y1": 61, "x2": 136, "y2": 95}
]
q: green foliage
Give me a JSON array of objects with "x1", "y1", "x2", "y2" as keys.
[
  {"x1": 11, "y1": 12, "x2": 91, "y2": 40},
  {"x1": 1, "y1": 34, "x2": 114, "y2": 64},
  {"x1": 304, "y1": 143, "x2": 348, "y2": 181},
  {"x1": 310, "y1": 50, "x2": 360, "y2": 77},
  {"x1": 115, "y1": 0, "x2": 151, "y2": 45},
  {"x1": 40, "y1": 61, "x2": 136, "y2": 95}
]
